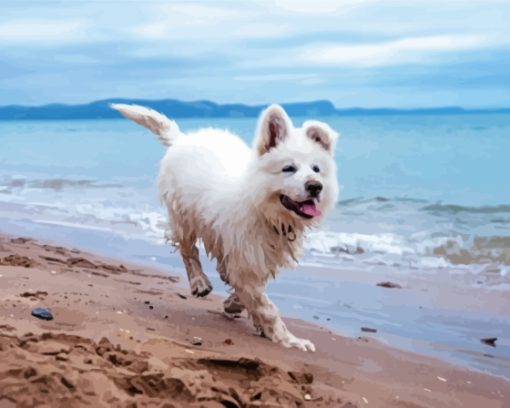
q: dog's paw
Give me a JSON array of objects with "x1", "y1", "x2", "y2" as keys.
[
  {"x1": 223, "y1": 293, "x2": 245, "y2": 315},
  {"x1": 190, "y1": 275, "x2": 212, "y2": 297},
  {"x1": 280, "y1": 335, "x2": 316, "y2": 352}
]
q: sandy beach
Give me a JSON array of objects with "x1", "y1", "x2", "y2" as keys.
[{"x1": 0, "y1": 233, "x2": 508, "y2": 408}]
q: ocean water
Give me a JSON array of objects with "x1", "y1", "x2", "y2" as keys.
[
  {"x1": 1, "y1": 115, "x2": 510, "y2": 276},
  {"x1": 1, "y1": 114, "x2": 510, "y2": 376}
]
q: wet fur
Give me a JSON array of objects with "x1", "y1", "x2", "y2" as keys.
[{"x1": 111, "y1": 103, "x2": 339, "y2": 351}]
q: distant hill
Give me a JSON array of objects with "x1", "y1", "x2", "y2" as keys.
[{"x1": 0, "y1": 98, "x2": 509, "y2": 120}]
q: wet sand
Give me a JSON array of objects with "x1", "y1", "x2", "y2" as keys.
[{"x1": 0, "y1": 233, "x2": 509, "y2": 407}]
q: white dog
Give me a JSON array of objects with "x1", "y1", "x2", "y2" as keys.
[{"x1": 111, "y1": 103, "x2": 339, "y2": 351}]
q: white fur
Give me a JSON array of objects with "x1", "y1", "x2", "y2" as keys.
[{"x1": 112, "y1": 103, "x2": 339, "y2": 351}]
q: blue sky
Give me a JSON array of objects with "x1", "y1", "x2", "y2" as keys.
[{"x1": 1, "y1": 0, "x2": 509, "y2": 107}]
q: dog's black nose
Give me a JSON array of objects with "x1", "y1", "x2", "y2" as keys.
[{"x1": 305, "y1": 180, "x2": 323, "y2": 197}]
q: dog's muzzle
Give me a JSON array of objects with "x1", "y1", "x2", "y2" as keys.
[{"x1": 280, "y1": 195, "x2": 321, "y2": 219}]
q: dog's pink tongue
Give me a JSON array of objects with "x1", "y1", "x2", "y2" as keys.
[{"x1": 300, "y1": 203, "x2": 321, "y2": 217}]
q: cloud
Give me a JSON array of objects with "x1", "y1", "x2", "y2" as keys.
[
  {"x1": 298, "y1": 35, "x2": 490, "y2": 67},
  {"x1": 0, "y1": 0, "x2": 509, "y2": 106},
  {"x1": 271, "y1": 0, "x2": 373, "y2": 13},
  {"x1": 234, "y1": 73, "x2": 320, "y2": 82},
  {"x1": 0, "y1": 20, "x2": 86, "y2": 44}
]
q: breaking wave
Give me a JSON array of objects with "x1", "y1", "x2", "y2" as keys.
[{"x1": 1, "y1": 178, "x2": 509, "y2": 277}]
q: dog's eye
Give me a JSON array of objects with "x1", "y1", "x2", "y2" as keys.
[
  {"x1": 312, "y1": 165, "x2": 320, "y2": 173},
  {"x1": 282, "y1": 165, "x2": 297, "y2": 173}
]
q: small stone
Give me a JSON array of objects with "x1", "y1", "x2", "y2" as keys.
[
  {"x1": 149, "y1": 305, "x2": 154, "y2": 310},
  {"x1": 144, "y1": 300, "x2": 150, "y2": 305},
  {"x1": 437, "y1": 376, "x2": 447, "y2": 382},
  {"x1": 304, "y1": 394, "x2": 312, "y2": 401},
  {"x1": 31, "y1": 307, "x2": 53, "y2": 321},
  {"x1": 191, "y1": 336, "x2": 202, "y2": 346},
  {"x1": 376, "y1": 281, "x2": 402, "y2": 289},
  {"x1": 481, "y1": 337, "x2": 497, "y2": 347},
  {"x1": 224, "y1": 338, "x2": 234, "y2": 345},
  {"x1": 361, "y1": 327, "x2": 377, "y2": 333}
]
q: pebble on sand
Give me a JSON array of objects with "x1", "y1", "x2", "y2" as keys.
[
  {"x1": 361, "y1": 327, "x2": 377, "y2": 333},
  {"x1": 191, "y1": 337, "x2": 203, "y2": 346},
  {"x1": 480, "y1": 337, "x2": 497, "y2": 347},
  {"x1": 31, "y1": 307, "x2": 53, "y2": 321},
  {"x1": 376, "y1": 281, "x2": 402, "y2": 289}
]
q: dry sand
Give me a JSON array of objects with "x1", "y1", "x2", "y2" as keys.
[{"x1": 0, "y1": 234, "x2": 508, "y2": 407}]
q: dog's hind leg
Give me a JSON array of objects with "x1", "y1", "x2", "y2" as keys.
[
  {"x1": 216, "y1": 259, "x2": 246, "y2": 315},
  {"x1": 180, "y1": 239, "x2": 212, "y2": 297}
]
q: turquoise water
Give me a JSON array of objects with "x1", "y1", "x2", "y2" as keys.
[
  {"x1": 1, "y1": 114, "x2": 510, "y2": 204},
  {"x1": 1, "y1": 115, "x2": 509, "y2": 272},
  {"x1": 1, "y1": 114, "x2": 510, "y2": 376}
]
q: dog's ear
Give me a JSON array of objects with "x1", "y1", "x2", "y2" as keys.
[
  {"x1": 255, "y1": 104, "x2": 293, "y2": 155},
  {"x1": 303, "y1": 120, "x2": 338, "y2": 155}
]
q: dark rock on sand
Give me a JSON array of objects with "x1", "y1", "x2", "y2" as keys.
[
  {"x1": 31, "y1": 307, "x2": 53, "y2": 321},
  {"x1": 481, "y1": 337, "x2": 498, "y2": 347},
  {"x1": 376, "y1": 281, "x2": 402, "y2": 289},
  {"x1": 361, "y1": 327, "x2": 377, "y2": 333}
]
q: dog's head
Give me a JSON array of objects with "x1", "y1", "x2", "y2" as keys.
[{"x1": 250, "y1": 104, "x2": 339, "y2": 226}]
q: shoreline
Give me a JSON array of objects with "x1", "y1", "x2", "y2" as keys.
[
  {"x1": 1, "y1": 217, "x2": 509, "y2": 379},
  {"x1": 0, "y1": 232, "x2": 509, "y2": 407}
]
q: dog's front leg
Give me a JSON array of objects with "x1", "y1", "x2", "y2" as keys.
[{"x1": 234, "y1": 284, "x2": 315, "y2": 352}]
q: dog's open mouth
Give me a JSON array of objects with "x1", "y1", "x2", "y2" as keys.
[{"x1": 280, "y1": 195, "x2": 321, "y2": 219}]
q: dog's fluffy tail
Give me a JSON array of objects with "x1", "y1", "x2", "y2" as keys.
[{"x1": 110, "y1": 103, "x2": 180, "y2": 146}]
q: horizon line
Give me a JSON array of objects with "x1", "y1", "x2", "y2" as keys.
[{"x1": 1, "y1": 97, "x2": 510, "y2": 112}]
